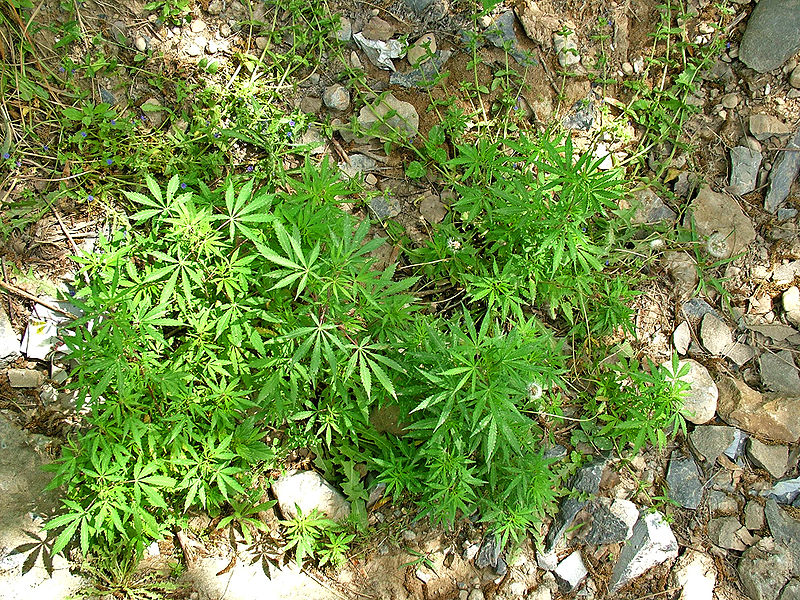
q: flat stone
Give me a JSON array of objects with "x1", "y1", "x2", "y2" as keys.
[
  {"x1": 184, "y1": 42, "x2": 203, "y2": 57},
  {"x1": 515, "y1": 0, "x2": 560, "y2": 48},
  {"x1": 299, "y1": 96, "x2": 322, "y2": 115},
  {"x1": 298, "y1": 128, "x2": 326, "y2": 155},
  {"x1": 689, "y1": 425, "x2": 737, "y2": 464},
  {"x1": 708, "y1": 516, "x2": 747, "y2": 550},
  {"x1": 764, "y1": 128, "x2": 800, "y2": 214},
  {"x1": 738, "y1": 537, "x2": 795, "y2": 600},
  {"x1": 667, "y1": 451, "x2": 704, "y2": 509},
  {"x1": 671, "y1": 550, "x2": 716, "y2": 600},
  {"x1": 682, "y1": 298, "x2": 722, "y2": 322},
  {"x1": 632, "y1": 187, "x2": 676, "y2": 225},
  {"x1": 760, "y1": 350, "x2": 800, "y2": 395},
  {"x1": 21, "y1": 318, "x2": 57, "y2": 360},
  {"x1": 323, "y1": 84, "x2": 350, "y2": 111},
  {"x1": 663, "y1": 252, "x2": 699, "y2": 299},
  {"x1": 726, "y1": 343, "x2": 756, "y2": 367},
  {"x1": 586, "y1": 498, "x2": 638, "y2": 545},
  {"x1": 707, "y1": 490, "x2": 739, "y2": 515},
  {"x1": 484, "y1": 11, "x2": 536, "y2": 66},
  {"x1": 766, "y1": 498, "x2": 800, "y2": 568},
  {"x1": 190, "y1": 19, "x2": 206, "y2": 33},
  {"x1": 554, "y1": 551, "x2": 587, "y2": 592},
  {"x1": 783, "y1": 287, "x2": 800, "y2": 328},
  {"x1": 745, "y1": 501, "x2": 766, "y2": 530},
  {"x1": 609, "y1": 511, "x2": 678, "y2": 592},
  {"x1": 390, "y1": 50, "x2": 452, "y2": 89},
  {"x1": 271, "y1": 470, "x2": 350, "y2": 522},
  {"x1": 361, "y1": 16, "x2": 394, "y2": 41},
  {"x1": 739, "y1": 0, "x2": 800, "y2": 73},
  {"x1": 335, "y1": 17, "x2": 352, "y2": 43},
  {"x1": 748, "y1": 439, "x2": 790, "y2": 479},
  {"x1": 780, "y1": 580, "x2": 800, "y2": 600},
  {"x1": 134, "y1": 35, "x2": 148, "y2": 52},
  {"x1": 407, "y1": 33, "x2": 436, "y2": 66},
  {"x1": 728, "y1": 146, "x2": 763, "y2": 195},
  {"x1": 768, "y1": 477, "x2": 800, "y2": 505},
  {"x1": 545, "y1": 458, "x2": 607, "y2": 552},
  {"x1": 665, "y1": 359, "x2": 718, "y2": 424},
  {"x1": 357, "y1": 92, "x2": 419, "y2": 140},
  {"x1": 717, "y1": 376, "x2": 800, "y2": 443},
  {"x1": 7, "y1": 368, "x2": 43, "y2": 388},
  {"x1": 774, "y1": 262, "x2": 800, "y2": 285},
  {"x1": 687, "y1": 185, "x2": 756, "y2": 259},
  {"x1": 724, "y1": 428, "x2": 748, "y2": 460},
  {"x1": 420, "y1": 194, "x2": 447, "y2": 224},
  {"x1": 369, "y1": 195, "x2": 402, "y2": 220},
  {"x1": 750, "y1": 114, "x2": 792, "y2": 141},
  {"x1": 674, "y1": 321, "x2": 691, "y2": 355}
]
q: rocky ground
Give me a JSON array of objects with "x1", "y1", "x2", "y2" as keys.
[{"x1": 2, "y1": 0, "x2": 800, "y2": 598}]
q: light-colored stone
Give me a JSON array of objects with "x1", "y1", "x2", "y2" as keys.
[
  {"x1": 664, "y1": 359, "x2": 718, "y2": 424},
  {"x1": 783, "y1": 287, "x2": 800, "y2": 327},
  {"x1": 750, "y1": 114, "x2": 792, "y2": 141},
  {"x1": 420, "y1": 194, "x2": 447, "y2": 224},
  {"x1": 708, "y1": 516, "x2": 747, "y2": 550},
  {"x1": 134, "y1": 35, "x2": 148, "y2": 52},
  {"x1": 760, "y1": 350, "x2": 800, "y2": 395},
  {"x1": 339, "y1": 154, "x2": 377, "y2": 179},
  {"x1": 357, "y1": 92, "x2": 419, "y2": 140},
  {"x1": 717, "y1": 376, "x2": 800, "y2": 443},
  {"x1": 671, "y1": 550, "x2": 716, "y2": 600},
  {"x1": 190, "y1": 19, "x2": 206, "y2": 33},
  {"x1": 662, "y1": 252, "x2": 699, "y2": 299},
  {"x1": 738, "y1": 537, "x2": 795, "y2": 600},
  {"x1": 352, "y1": 33, "x2": 403, "y2": 71},
  {"x1": 335, "y1": 17, "x2": 352, "y2": 43},
  {"x1": 322, "y1": 84, "x2": 350, "y2": 111},
  {"x1": 7, "y1": 368, "x2": 42, "y2": 388},
  {"x1": 271, "y1": 470, "x2": 350, "y2": 522},
  {"x1": 700, "y1": 313, "x2": 734, "y2": 356},
  {"x1": 609, "y1": 511, "x2": 678, "y2": 592},
  {"x1": 553, "y1": 31, "x2": 580, "y2": 67},
  {"x1": 791, "y1": 65, "x2": 800, "y2": 89},
  {"x1": 687, "y1": 185, "x2": 756, "y2": 259},
  {"x1": 631, "y1": 188, "x2": 676, "y2": 225},
  {"x1": 745, "y1": 500, "x2": 766, "y2": 530},
  {"x1": 554, "y1": 551, "x2": 587, "y2": 592},
  {"x1": 0, "y1": 308, "x2": 20, "y2": 367},
  {"x1": 362, "y1": 16, "x2": 394, "y2": 41},
  {"x1": 673, "y1": 321, "x2": 691, "y2": 355},
  {"x1": 747, "y1": 438, "x2": 789, "y2": 478},
  {"x1": 407, "y1": 33, "x2": 436, "y2": 65}
]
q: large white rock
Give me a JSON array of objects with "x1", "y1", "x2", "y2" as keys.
[
  {"x1": 271, "y1": 470, "x2": 350, "y2": 522},
  {"x1": 671, "y1": 550, "x2": 716, "y2": 600},
  {"x1": 663, "y1": 359, "x2": 718, "y2": 424},
  {"x1": 609, "y1": 511, "x2": 678, "y2": 592}
]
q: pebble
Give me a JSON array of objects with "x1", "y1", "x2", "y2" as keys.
[
  {"x1": 749, "y1": 114, "x2": 791, "y2": 141},
  {"x1": 554, "y1": 551, "x2": 587, "y2": 592},
  {"x1": 728, "y1": 146, "x2": 763, "y2": 196},
  {"x1": 720, "y1": 93, "x2": 739, "y2": 109},
  {"x1": 190, "y1": 19, "x2": 206, "y2": 33},
  {"x1": 791, "y1": 65, "x2": 800, "y2": 89},
  {"x1": 407, "y1": 33, "x2": 437, "y2": 65},
  {"x1": 759, "y1": 350, "x2": 800, "y2": 395},
  {"x1": 671, "y1": 551, "x2": 716, "y2": 600},
  {"x1": 206, "y1": 39, "x2": 218, "y2": 54},
  {"x1": 666, "y1": 451, "x2": 704, "y2": 509},
  {"x1": 207, "y1": 0, "x2": 223, "y2": 15},
  {"x1": 350, "y1": 51, "x2": 363, "y2": 69},
  {"x1": 134, "y1": 36, "x2": 148, "y2": 52},
  {"x1": 747, "y1": 438, "x2": 789, "y2": 479},
  {"x1": 665, "y1": 359, "x2": 718, "y2": 424},
  {"x1": 609, "y1": 511, "x2": 678, "y2": 592},
  {"x1": 220, "y1": 23, "x2": 231, "y2": 37},
  {"x1": 622, "y1": 62, "x2": 634, "y2": 76},
  {"x1": 673, "y1": 321, "x2": 691, "y2": 355},
  {"x1": 7, "y1": 368, "x2": 43, "y2": 388},
  {"x1": 362, "y1": 16, "x2": 395, "y2": 41},
  {"x1": 255, "y1": 36, "x2": 268, "y2": 50},
  {"x1": 744, "y1": 500, "x2": 765, "y2": 530},
  {"x1": 783, "y1": 287, "x2": 800, "y2": 327},
  {"x1": 708, "y1": 516, "x2": 747, "y2": 550},
  {"x1": 185, "y1": 42, "x2": 203, "y2": 57},
  {"x1": 707, "y1": 490, "x2": 739, "y2": 516},
  {"x1": 700, "y1": 313, "x2": 733, "y2": 356},
  {"x1": 336, "y1": 17, "x2": 352, "y2": 43},
  {"x1": 323, "y1": 84, "x2": 350, "y2": 111},
  {"x1": 764, "y1": 128, "x2": 800, "y2": 214}
]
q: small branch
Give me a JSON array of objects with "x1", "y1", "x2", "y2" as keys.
[
  {"x1": 0, "y1": 280, "x2": 73, "y2": 317},
  {"x1": 51, "y1": 208, "x2": 90, "y2": 285}
]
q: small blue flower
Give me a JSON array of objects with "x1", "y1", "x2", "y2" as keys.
[
  {"x1": 213, "y1": 132, "x2": 220, "y2": 138},
  {"x1": 15, "y1": 161, "x2": 21, "y2": 167},
  {"x1": 2, "y1": 153, "x2": 9, "y2": 160},
  {"x1": 286, "y1": 132, "x2": 293, "y2": 139},
  {"x1": 42, "y1": 145, "x2": 48, "y2": 151},
  {"x1": 80, "y1": 131, "x2": 87, "y2": 138},
  {"x1": 180, "y1": 183, "x2": 187, "y2": 189},
  {"x1": 87, "y1": 194, "x2": 94, "y2": 201},
  {"x1": 288, "y1": 120, "x2": 295, "y2": 127},
  {"x1": 140, "y1": 115, "x2": 147, "y2": 121},
  {"x1": 110, "y1": 119, "x2": 116, "y2": 125},
  {"x1": 246, "y1": 165, "x2": 253, "y2": 172},
  {"x1": 106, "y1": 158, "x2": 113, "y2": 165},
  {"x1": 604, "y1": 260, "x2": 610, "y2": 266},
  {"x1": 59, "y1": 66, "x2": 66, "y2": 73}
]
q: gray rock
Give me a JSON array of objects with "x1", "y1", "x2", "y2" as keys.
[
  {"x1": 299, "y1": 96, "x2": 322, "y2": 115},
  {"x1": 297, "y1": 128, "x2": 326, "y2": 155},
  {"x1": 554, "y1": 31, "x2": 580, "y2": 67},
  {"x1": 631, "y1": 188, "x2": 676, "y2": 225},
  {"x1": 707, "y1": 490, "x2": 739, "y2": 515},
  {"x1": 674, "y1": 321, "x2": 691, "y2": 355},
  {"x1": 537, "y1": 549, "x2": 559, "y2": 571},
  {"x1": 682, "y1": 298, "x2": 722, "y2": 322},
  {"x1": 665, "y1": 359, "x2": 718, "y2": 424},
  {"x1": 141, "y1": 98, "x2": 164, "y2": 127},
  {"x1": 369, "y1": 195, "x2": 401, "y2": 220},
  {"x1": 791, "y1": 65, "x2": 800, "y2": 89},
  {"x1": 701, "y1": 313, "x2": 733, "y2": 356},
  {"x1": 361, "y1": 16, "x2": 394, "y2": 41},
  {"x1": 352, "y1": 33, "x2": 402, "y2": 71},
  {"x1": 764, "y1": 128, "x2": 800, "y2": 214},
  {"x1": 750, "y1": 114, "x2": 792, "y2": 141},
  {"x1": 420, "y1": 195, "x2": 447, "y2": 224},
  {"x1": 739, "y1": 0, "x2": 800, "y2": 73},
  {"x1": 663, "y1": 252, "x2": 699, "y2": 299},
  {"x1": 271, "y1": 470, "x2": 350, "y2": 522},
  {"x1": 768, "y1": 477, "x2": 800, "y2": 504},
  {"x1": 390, "y1": 50, "x2": 451, "y2": 89},
  {"x1": 586, "y1": 498, "x2": 638, "y2": 544},
  {"x1": 667, "y1": 451, "x2": 704, "y2": 509},
  {"x1": 671, "y1": 550, "x2": 716, "y2": 600},
  {"x1": 760, "y1": 350, "x2": 800, "y2": 395},
  {"x1": 357, "y1": 92, "x2": 419, "y2": 140},
  {"x1": 728, "y1": 146, "x2": 763, "y2": 195},
  {"x1": 561, "y1": 100, "x2": 595, "y2": 131},
  {"x1": 485, "y1": 11, "x2": 536, "y2": 66},
  {"x1": 323, "y1": 84, "x2": 350, "y2": 111},
  {"x1": 0, "y1": 308, "x2": 20, "y2": 368},
  {"x1": 745, "y1": 500, "x2": 766, "y2": 531},
  {"x1": 335, "y1": 17, "x2": 352, "y2": 43},
  {"x1": 407, "y1": 33, "x2": 436, "y2": 65},
  {"x1": 724, "y1": 428, "x2": 748, "y2": 460},
  {"x1": 726, "y1": 343, "x2": 756, "y2": 367},
  {"x1": 207, "y1": 0, "x2": 223, "y2": 14},
  {"x1": 687, "y1": 186, "x2": 756, "y2": 258},
  {"x1": 476, "y1": 533, "x2": 506, "y2": 575},
  {"x1": 7, "y1": 368, "x2": 42, "y2": 388},
  {"x1": 609, "y1": 511, "x2": 678, "y2": 592},
  {"x1": 708, "y1": 516, "x2": 747, "y2": 550},
  {"x1": 554, "y1": 551, "x2": 587, "y2": 592},
  {"x1": 738, "y1": 537, "x2": 795, "y2": 600},
  {"x1": 766, "y1": 498, "x2": 800, "y2": 553},
  {"x1": 689, "y1": 425, "x2": 737, "y2": 465},
  {"x1": 402, "y1": 0, "x2": 434, "y2": 14},
  {"x1": 781, "y1": 579, "x2": 800, "y2": 600},
  {"x1": 545, "y1": 458, "x2": 607, "y2": 552}
]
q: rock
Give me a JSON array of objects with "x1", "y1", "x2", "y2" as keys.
[
  {"x1": 369, "y1": 195, "x2": 402, "y2": 220},
  {"x1": 468, "y1": 590, "x2": 485, "y2": 600},
  {"x1": 185, "y1": 42, "x2": 203, "y2": 57},
  {"x1": 298, "y1": 128, "x2": 326, "y2": 155},
  {"x1": 390, "y1": 50, "x2": 451, "y2": 88},
  {"x1": 717, "y1": 376, "x2": 800, "y2": 443},
  {"x1": 255, "y1": 36, "x2": 268, "y2": 50},
  {"x1": 760, "y1": 350, "x2": 800, "y2": 395},
  {"x1": 667, "y1": 451, "x2": 704, "y2": 509},
  {"x1": 361, "y1": 16, "x2": 394, "y2": 41},
  {"x1": 707, "y1": 490, "x2": 739, "y2": 515},
  {"x1": 724, "y1": 428, "x2": 748, "y2": 460},
  {"x1": 515, "y1": 0, "x2": 560, "y2": 48},
  {"x1": 339, "y1": 154, "x2": 377, "y2": 179},
  {"x1": 0, "y1": 308, "x2": 20, "y2": 367},
  {"x1": 554, "y1": 30, "x2": 580, "y2": 68},
  {"x1": 738, "y1": 537, "x2": 795, "y2": 600},
  {"x1": 537, "y1": 549, "x2": 559, "y2": 571},
  {"x1": 561, "y1": 100, "x2": 595, "y2": 131},
  {"x1": 750, "y1": 114, "x2": 792, "y2": 141},
  {"x1": 665, "y1": 359, "x2": 718, "y2": 424},
  {"x1": 609, "y1": 511, "x2": 678, "y2": 592},
  {"x1": 748, "y1": 439, "x2": 790, "y2": 479},
  {"x1": 739, "y1": 0, "x2": 800, "y2": 73},
  {"x1": 764, "y1": 499, "x2": 800, "y2": 562},
  {"x1": 682, "y1": 298, "x2": 722, "y2": 322},
  {"x1": 545, "y1": 458, "x2": 607, "y2": 552},
  {"x1": 764, "y1": 127, "x2": 800, "y2": 214},
  {"x1": 745, "y1": 501, "x2": 766, "y2": 530},
  {"x1": 323, "y1": 84, "x2": 350, "y2": 111},
  {"x1": 631, "y1": 188, "x2": 676, "y2": 225},
  {"x1": 728, "y1": 146, "x2": 763, "y2": 195},
  {"x1": 336, "y1": 17, "x2": 351, "y2": 43},
  {"x1": 708, "y1": 516, "x2": 748, "y2": 550},
  {"x1": 663, "y1": 252, "x2": 699, "y2": 299},
  {"x1": 768, "y1": 477, "x2": 800, "y2": 504},
  {"x1": 554, "y1": 551, "x2": 587, "y2": 592},
  {"x1": 485, "y1": 11, "x2": 536, "y2": 66},
  {"x1": 671, "y1": 550, "x2": 716, "y2": 600},
  {"x1": 700, "y1": 313, "x2": 733, "y2": 356},
  {"x1": 791, "y1": 65, "x2": 800, "y2": 89},
  {"x1": 134, "y1": 35, "x2": 148, "y2": 52},
  {"x1": 357, "y1": 92, "x2": 419, "y2": 140},
  {"x1": 674, "y1": 322, "x2": 691, "y2": 355},
  {"x1": 586, "y1": 498, "x2": 638, "y2": 544},
  {"x1": 475, "y1": 533, "x2": 505, "y2": 574},
  {"x1": 783, "y1": 287, "x2": 800, "y2": 327},
  {"x1": 300, "y1": 96, "x2": 322, "y2": 115},
  {"x1": 781, "y1": 580, "x2": 800, "y2": 600},
  {"x1": 726, "y1": 343, "x2": 756, "y2": 367},
  {"x1": 687, "y1": 186, "x2": 756, "y2": 259},
  {"x1": 407, "y1": 33, "x2": 436, "y2": 65},
  {"x1": 7, "y1": 368, "x2": 43, "y2": 388},
  {"x1": 721, "y1": 93, "x2": 740, "y2": 109},
  {"x1": 271, "y1": 470, "x2": 350, "y2": 522},
  {"x1": 689, "y1": 425, "x2": 737, "y2": 465},
  {"x1": 190, "y1": 19, "x2": 206, "y2": 33},
  {"x1": 420, "y1": 195, "x2": 447, "y2": 224}
]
